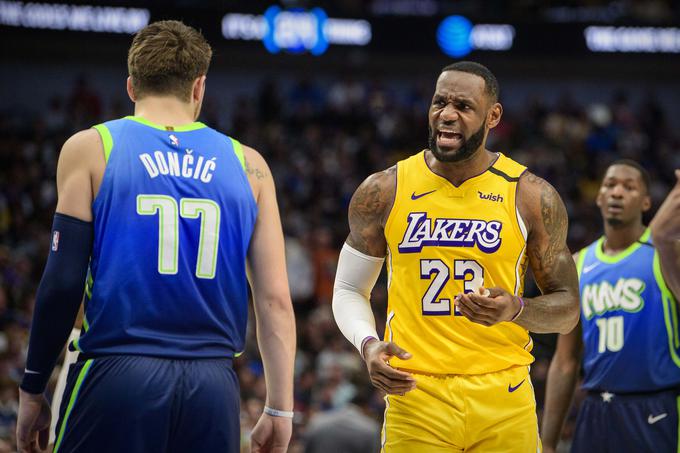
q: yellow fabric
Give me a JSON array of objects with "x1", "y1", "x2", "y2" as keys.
[
  {"x1": 384, "y1": 151, "x2": 533, "y2": 375},
  {"x1": 381, "y1": 366, "x2": 541, "y2": 452}
]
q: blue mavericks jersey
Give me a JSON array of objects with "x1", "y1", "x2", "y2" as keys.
[
  {"x1": 578, "y1": 229, "x2": 680, "y2": 392},
  {"x1": 73, "y1": 116, "x2": 257, "y2": 358}
]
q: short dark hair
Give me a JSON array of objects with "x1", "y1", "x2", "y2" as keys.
[
  {"x1": 608, "y1": 159, "x2": 650, "y2": 192},
  {"x1": 441, "y1": 61, "x2": 499, "y2": 102},
  {"x1": 128, "y1": 20, "x2": 212, "y2": 101}
]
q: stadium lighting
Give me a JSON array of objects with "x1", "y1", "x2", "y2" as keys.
[
  {"x1": 437, "y1": 15, "x2": 515, "y2": 58},
  {"x1": 0, "y1": 0, "x2": 149, "y2": 33},
  {"x1": 585, "y1": 26, "x2": 680, "y2": 53},
  {"x1": 221, "y1": 7, "x2": 371, "y2": 55}
]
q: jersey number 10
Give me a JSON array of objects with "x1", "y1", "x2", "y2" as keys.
[{"x1": 136, "y1": 195, "x2": 220, "y2": 279}]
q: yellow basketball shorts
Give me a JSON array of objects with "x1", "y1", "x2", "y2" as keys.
[{"x1": 381, "y1": 365, "x2": 542, "y2": 453}]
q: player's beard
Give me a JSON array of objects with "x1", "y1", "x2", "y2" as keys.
[
  {"x1": 428, "y1": 120, "x2": 486, "y2": 163},
  {"x1": 605, "y1": 217, "x2": 624, "y2": 227}
]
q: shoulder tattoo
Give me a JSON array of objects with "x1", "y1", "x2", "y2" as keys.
[
  {"x1": 525, "y1": 172, "x2": 569, "y2": 275},
  {"x1": 346, "y1": 166, "x2": 396, "y2": 254},
  {"x1": 244, "y1": 157, "x2": 269, "y2": 180}
]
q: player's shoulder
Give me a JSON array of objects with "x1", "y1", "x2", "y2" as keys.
[
  {"x1": 517, "y1": 171, "x2": 564, "y2": 211},
  {"x1": 516, "y1": 170, "x2": 568, "y2": 237},
  {"x1": 242, "y1": 144, "x2": 267, "y2": 172},
  {"x1": 59, "y1": 128, "x2": 104, "y2": 163},
  {"x1": 237, "y1": 143, "x2": 272, "y2": 202},
  {"x1": 350, "y1": 165, "x2": 397, "y2": 226},
  {"x1": 518, "y1": 170, "x2": 558, "y2": 196},
  {"x1": 358, "y1": 165, "x2": 397, "y2": 193}
]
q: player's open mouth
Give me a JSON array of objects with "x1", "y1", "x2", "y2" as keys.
[
  {"x1": 606, "y1": 203, "x2": 624, "y2": 213},
  {"x1": 437, "y1": 131, "x2": 463, "y2": 148}
]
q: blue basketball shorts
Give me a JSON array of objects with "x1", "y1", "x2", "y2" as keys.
[
  {"x1": 571, "y1": 388, "x2": 679, "y2": 453},
  {"x1": 52, "y1": 355, "x2": 239, "y2": 453}
]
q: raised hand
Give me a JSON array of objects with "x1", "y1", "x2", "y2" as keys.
[{"x1": 650, "y1": 169, "x2": 680, "y2": 242}]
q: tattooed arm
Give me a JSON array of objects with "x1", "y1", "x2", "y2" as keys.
[
  {"x1": 334, "y1": 166, "x2": 417, "y2": 395},
  {"x1": 514, "y1": 171, "x2": 580, "y2": 333},
  {"x1": 345, "y1": 166, "x2": 397, "y2": 257}
]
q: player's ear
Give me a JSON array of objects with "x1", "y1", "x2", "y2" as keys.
[
  {"x1": 641, "y1": 194, "x2": 652, "y2": 212},
  {"x1": 126, "y1": 77, "x2": 137, "y2": 102},
  {"x1": 487, "y1": 102, "x2": 502, "y2": 129},
  {"x1": 192, "y1": 76, "x2": 206, "y2": 103},
  {"x1": 596, "y1": 188, "x2": 604, "y2": 209}
]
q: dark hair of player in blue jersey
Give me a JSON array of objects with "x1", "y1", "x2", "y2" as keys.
[
  {"x1": 608, "y1": 159, "x2": 650, "y2": 194},
  {"x1": 128, "y1": 20, "x2": 212, "y2": 102}
]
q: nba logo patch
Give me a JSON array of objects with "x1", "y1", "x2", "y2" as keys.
[
  {"x1": 52, "y1": 231, "x2": 60, "y2": 251},
  {"x1": 169, "y1": 134, "x2": 179, "y2": 147}
]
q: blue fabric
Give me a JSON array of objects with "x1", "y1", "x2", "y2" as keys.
[
  {"x1": 21, "y1": 213, "x2": 93, "y2": 394},
  {"x1": 54, "y1": 355, "x2": 239, "y2": 453},
  {"x1": 579, "y1": 235, "x2": 680, "y2": 392},
  {"x1": 78, "y1": 117, "x2": 257, "y2": 358},
  {"x1": 571, "y1": 390, "x2": 678, "y2": 453}
]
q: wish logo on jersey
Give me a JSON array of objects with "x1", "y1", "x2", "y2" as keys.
[
  {"x1": 581, "y1": 277, "x2": 645, "y2": 320},
  {"x1": 397, "y1": 212, "x2": 502, "y2": 253}
]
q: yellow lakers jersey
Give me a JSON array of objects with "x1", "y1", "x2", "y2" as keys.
[{"x1": 384, "y1": 151, "x2": 534, "y2": 375}]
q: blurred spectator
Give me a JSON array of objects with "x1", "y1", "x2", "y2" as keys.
[{"x1": 304, "y1": 387, "x2": 381, "y2": 453}]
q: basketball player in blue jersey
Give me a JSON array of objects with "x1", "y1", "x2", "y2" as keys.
[
  {"x1": 16, "y1": 20, "x2": 295, "y2": 453},
  {"x1": 542, "y1": 161, "x2": 680, "y2": 453}
]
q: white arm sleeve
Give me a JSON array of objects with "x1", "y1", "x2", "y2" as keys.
[{"x1": 332, "y1": 243, "x2": 385, "y2": 355}]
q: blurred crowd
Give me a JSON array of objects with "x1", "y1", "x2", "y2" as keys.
[{"x1": 0, "y1": 73, "x2": 678, "y2": 452}]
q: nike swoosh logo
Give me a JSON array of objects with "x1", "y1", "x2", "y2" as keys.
[
  {"x1": 411, "y1": 190, "x2": 436, "y2": 200},
  {"x1": 648, "y1": 413, "x2": 668, "y2": 424},
  {"x1": 582, "y1": 262, "x2": 600, "y2": 274},
  {"x1": 508, "y1": 379, "x2": 526, "y2": 393}
]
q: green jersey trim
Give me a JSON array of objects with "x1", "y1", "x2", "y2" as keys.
[
  {"x1": 92, "y1": 124, "x2": 113, "y2": 163},
  {"x1": 575, "y1": 250, "x2": 587, "y2": 277},
  {"x1": 53, "y1": 359, "x2": 94, "y2": 452},
  {"x1": 594, "y1": 228, "x2": 651, "y2": 264},
  {"x1": 229, "y1": 137, "x2": 246, "y2": 172},
  {"x1": 655, "y1": 252, "x2": 680, "y2": 367}
]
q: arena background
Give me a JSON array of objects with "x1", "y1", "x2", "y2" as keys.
[{"x1": 1, "y1": 1, "x2": 679, "y2": 451}]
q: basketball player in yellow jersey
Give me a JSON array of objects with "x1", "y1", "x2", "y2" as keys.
[{"x1": 333, "y1": 61, "x2": 580, "y2": 452}]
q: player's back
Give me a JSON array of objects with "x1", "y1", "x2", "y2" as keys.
[{"x1": 75, "y1": 116, "x2": 257, "y2": 359}]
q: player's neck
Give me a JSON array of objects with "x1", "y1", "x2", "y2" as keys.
[
  {"x1": 602, "y1": 222, "x2": 646, "y2": 254},
  {"x1": 427, "y1": 148, "x2": 497, "y2": 186},
  {"x1": 133, "y1": 97, "x2": 197, "y2": 127}
]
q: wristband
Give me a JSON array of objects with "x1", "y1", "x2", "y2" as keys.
[
  {"x1": 263, "y1": 406, "x2": 294, "y2": 418},
  {"x1": 360, "y1": 336, "x2": 378, "y2": 359},
  {"x1": 511, "y1": 296, "x2": 525, "y2": 322}
]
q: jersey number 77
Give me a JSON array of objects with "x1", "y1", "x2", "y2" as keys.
[{"x1": 137, "y1": 194, "x2": 220, "y2": 279}]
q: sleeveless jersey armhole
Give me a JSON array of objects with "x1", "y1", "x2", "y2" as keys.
[
  {"x1": 575, "y1": 248, "x2": 588, "y2": 277},
  {"x1": 92, "y1": 124, "x2": 113, "y2": 163},
  {"x1": 229, "y1": 137, "x2": 246, "y2": 172},
  {"x1": 383, "y1": 162, "x2": 401, "y2": 238}
]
